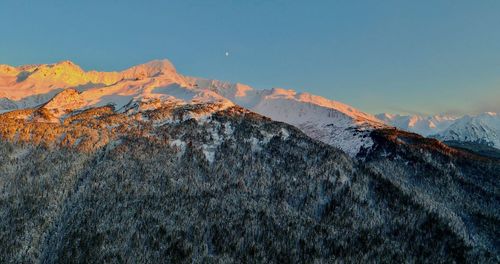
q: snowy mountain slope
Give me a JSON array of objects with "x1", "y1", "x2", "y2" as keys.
[
  {"x1": 193, "y1": 79, "x2": 386, "y2": 156},
  {"x1": 376, "y1": 113, "x2": 459, "y2": 136},
  {"x1": 0, "y1": 59, "x2": 386, "y2": 156},
  {"x1": 434, "y1": 112, "x2": 500, "y2": 149},
  {"x1": 249, "y1": 93, "x2": 379, "y2": 157}
]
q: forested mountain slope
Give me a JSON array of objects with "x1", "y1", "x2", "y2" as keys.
[{"x1": 0, "y1": 102, "x2": 498, "y2": 263}]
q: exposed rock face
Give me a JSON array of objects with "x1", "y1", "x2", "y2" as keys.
[{"x1": 0, "y1": 102, "x2": 498, "y2": 263}]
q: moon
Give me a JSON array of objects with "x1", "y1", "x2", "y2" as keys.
[{"x1": 225, "y1": 51, "x2": 229, "y2": 57}]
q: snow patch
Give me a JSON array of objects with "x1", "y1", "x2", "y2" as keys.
[
  {"x1": 247, "y1": 137, "x2": 263, "y2": 152},
  {"x1": 280, "y1": 128, "x2": 290, "y2": 140},
  {"x1": 169, "y1": 139, "x2": 186, "y2": 156},
  {"x1": 224, "y1": 122, "x2": 234, "y2": 135},
  {"x1": 202, "y1": 146, "x2": 215, "y2": 163}
]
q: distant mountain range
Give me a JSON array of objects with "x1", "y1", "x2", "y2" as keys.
[
  {"x1": 378, "y1": 112, "x2": 500, "y2": 156},
  {"x1": 375, "y1": 113, "x2": 459, "y2": 136}
]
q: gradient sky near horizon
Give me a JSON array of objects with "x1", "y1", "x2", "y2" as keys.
[{"x1": 1, "y1": 0, "x2": 499, "y2": 115}]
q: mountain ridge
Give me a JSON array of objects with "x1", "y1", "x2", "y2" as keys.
[
  {"x1": 2, "y1": 59, "x2": 499, "y2": 156},
  {"x1": 0, "y1": 59, "x2": 385, "y2": 156}
]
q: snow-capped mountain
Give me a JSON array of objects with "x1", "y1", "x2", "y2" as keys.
[
  {"x1": 0, "y1": 59, "x2": 385, "y2": 156},
  {"x1": 434, "y1": 112, "x2": 500, "y2": 149},
  {"x1": 378, "y1": 112, "x2": 500, "y2": 151},
  {"x1": 0, "y1": 60, "x2": 229, "y2": 111},
  {"x1": 1, "y1": 59, "x2": 499, "y2": 262},
  {"x1": 376, "y1": 113, "x2": 459, "y2": 136}
]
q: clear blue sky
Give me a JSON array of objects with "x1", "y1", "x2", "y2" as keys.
[{"x1": 1, "y1": 0, "x2": 499, "y2": 115}]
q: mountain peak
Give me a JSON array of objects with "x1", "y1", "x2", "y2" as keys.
[
  {"x1": 18, "y1": 60, "x2": 86, "y2": 85},
  {"x1": 54, "y1": 60, "x2": 78, "y2": 66},
  {"x1": 42, "y1": 88, "x2": 85, "y2": 113},
  {"x1": 122, "y1": 59, "x2": 177, "y2": 79}
]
